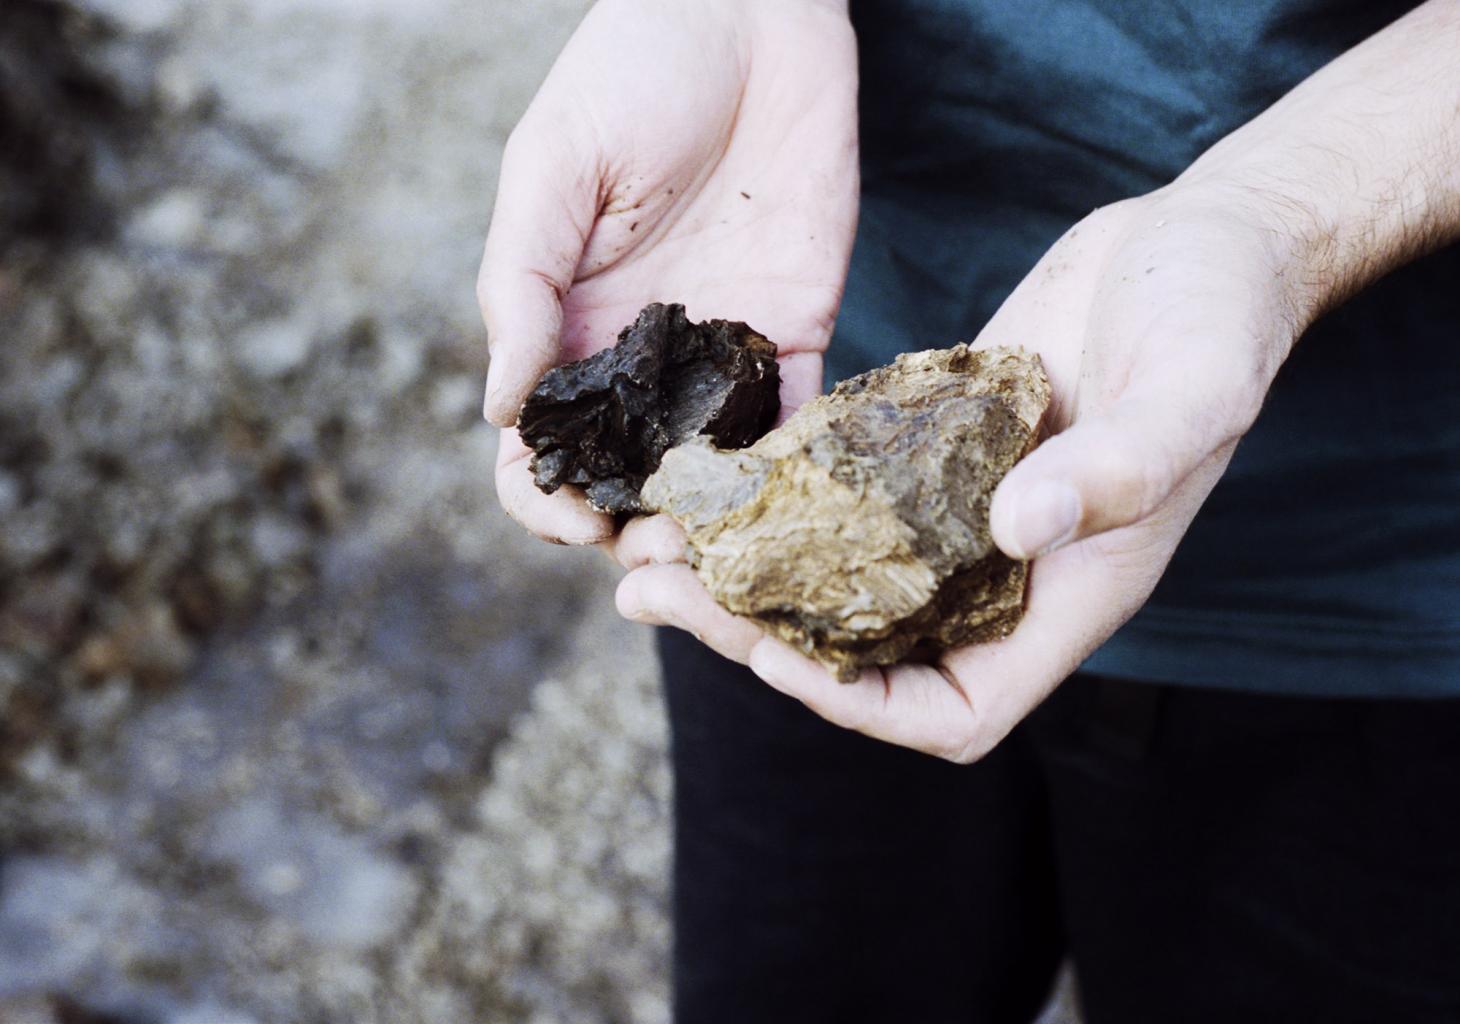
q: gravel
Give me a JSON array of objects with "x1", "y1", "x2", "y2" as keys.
[{"x1": 1, "y1": 1, "x2": 674, "y2": 1021}]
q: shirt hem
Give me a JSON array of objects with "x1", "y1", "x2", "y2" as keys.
[{"x1": 1083, "y1": 606, "x2": 1460, "y2": 699}]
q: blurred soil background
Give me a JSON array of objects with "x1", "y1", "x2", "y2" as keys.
[
  {"x1": 0, "y1": 1, "x2": 671, "y2": 1021},
  {"x1": 0, "y1": 2, "x2": 1079, "y2": 1022}
]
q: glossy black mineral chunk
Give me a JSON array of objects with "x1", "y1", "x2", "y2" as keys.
[{"x1": 517, "y1": 302, "x2": 781, "y2": 514}]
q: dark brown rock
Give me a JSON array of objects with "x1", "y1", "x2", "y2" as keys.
[
  {"x1": 518, "y1": 303, "x2": 781, "y2": 514},
  {"x1": 642, "y1": 345, "x2": 1051, "y2": 680}
]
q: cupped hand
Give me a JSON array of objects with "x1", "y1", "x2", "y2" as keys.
[
  {"x1": 619, "y1": 187, "x2": 1304, "y2": 760},
  {"x1": 479, "y1": 0, "x2": 859, "y2": 545}
]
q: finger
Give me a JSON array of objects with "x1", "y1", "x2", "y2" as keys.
[
  {"x1": 776, "y1": 350, "x2": 823, "y2": 422},
  {"x1": 598, "y1": 514, "x2": 687, "y2": 570},
  {"x1": 945, "y1": 455, "x2": 1229, "y2": 755},
  {"x1": 749, "y1": 639, "x2": 880, "y2": 715},
  {"x1": 478, "y1": 115, "x2": 599, "y2": 426},
  {"x1": 746, "y1": 549, "x2": 1096, "y2": 762},
  {"x1": 749, "y1": 639, "x2": 992, "y2": 761},
  {"x1": 495, "y1": 427, "x2": 614, "y2": 545},
  {"x1": 616, "y1": 563, "x2": 763, "y2": 664},
  {"x1": 989, "y1": 379, "x2": 1250, "y2": 559}
]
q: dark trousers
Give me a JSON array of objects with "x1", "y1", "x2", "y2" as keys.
[{"x1": 659, "y1": 628, "x2": 1460, "y2": 1024}]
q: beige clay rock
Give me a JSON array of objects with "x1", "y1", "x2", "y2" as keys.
[{"x1": 640, "y1": 345, "x2": 1051, "y2": 681}]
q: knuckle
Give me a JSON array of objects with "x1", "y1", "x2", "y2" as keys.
[
  {"x1": 839, "y1": 697, "x2": 875, "y2": 736},
  {"x1": 1092, "y1": 434, "x2": 1163, "y2": 524},
  {"x1": 1071, "y1": 198, "x2": 1136, "y2": 240},
  {"x1": 947, "y1": 722, "x2": 997, "y2": 764},
  {"x1": 1140, "y1": 441, "x2": 1185, "y2": 516},
  {"x1": 947, "y1": 733, "x2": 987, "y2": 765},
  {"x1": 937, "y1": 710, "x2": 978, "y2": 761},
  {"x1": 1208, "y1": 376, "x2": 1265, "y2": 443}
]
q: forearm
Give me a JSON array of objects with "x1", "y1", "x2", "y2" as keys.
[{"x1": 1173, "y1": 0, "x2": 1460, "y2": 323}]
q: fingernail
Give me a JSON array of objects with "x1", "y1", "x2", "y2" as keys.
[
  {"x1": 560, "y1": 529, "x2": 612, "y2": 547},
  {"x1": 1012, "y1": 480, "x2": 1081, "y2": 558}
]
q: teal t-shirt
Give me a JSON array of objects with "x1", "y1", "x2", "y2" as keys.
[{"x1": 834, "y1": 0, "x2": 1460, "y2": 697}]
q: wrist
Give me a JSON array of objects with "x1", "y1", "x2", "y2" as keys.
[
  {"x1": 1132, "y1": 183, "x2": 1310, "y2": 363},
  {"x1": 1156, "y1": 172, "x2": 1333, "y2": 334},
  {"x1": 1160, "y1": 3, "x2": 1460, "y2": 328}
]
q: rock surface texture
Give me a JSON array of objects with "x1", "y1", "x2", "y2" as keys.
[
  {"x1": 518, "y1": 303, "x2": 781, "y2": 514},
  {"x1": 642, "y1": 345, "x2": 1051, "y2": 681}
]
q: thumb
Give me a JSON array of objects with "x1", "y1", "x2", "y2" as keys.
[
  {"x1": 989, "y1": 391, "x2": 1242, "y2": 559},
  {"x1": 477, "y1": 119, "x2": 599, "y2": 427}
]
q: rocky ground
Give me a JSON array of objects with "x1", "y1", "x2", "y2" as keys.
[
  {"x1": 0, "y1": 2, "x2": 1077, "y2": 1021},
  {"x1": 1, "y1": 1, "x2": 676, "y2": 1021}
]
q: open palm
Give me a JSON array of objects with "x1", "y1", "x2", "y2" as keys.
[
  {"x1": 480, "y1": 0, "x2": 859, "y2": 544},
  {"x1": 617, "y1": 192, "x2": 1296, "y2": 761}
]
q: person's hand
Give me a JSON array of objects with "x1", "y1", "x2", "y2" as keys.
[
  {"x1": 618, "y1": 187, "x2": 1300, "y2": 758},
  {"x1": 745, "y1": 192, "x2": 1300, "y2": 761},
  {"x1": 479, "y1": 0, "x2": 858, "y2": 546}
]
